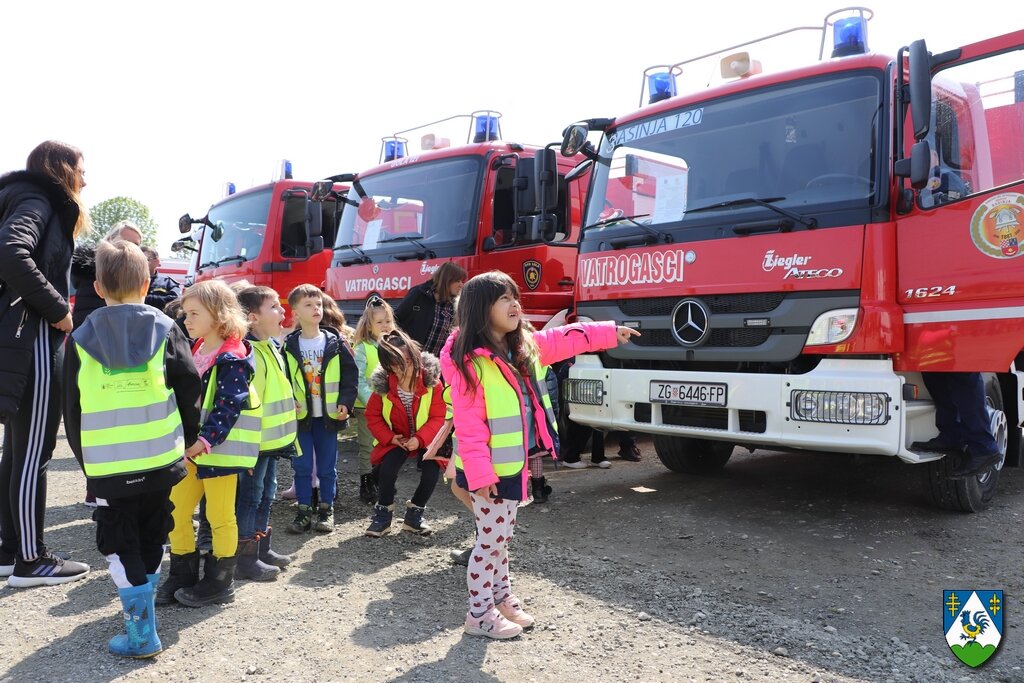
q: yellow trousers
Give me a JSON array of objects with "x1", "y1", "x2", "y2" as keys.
[{"x1": 168, "y1": 459, "x2": 238, "y2": 558}]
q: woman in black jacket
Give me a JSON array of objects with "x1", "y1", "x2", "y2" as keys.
[
  {"x1": 394, "y1": 262, "x2": 467, "y2": 356},
  {"x1": 0, "y1": 141, "x2": 92, "y2": 587}
]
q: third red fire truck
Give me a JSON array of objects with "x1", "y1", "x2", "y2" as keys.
[{"x1": 559, "y1": 9, "x2": 1024, "y2": 511}]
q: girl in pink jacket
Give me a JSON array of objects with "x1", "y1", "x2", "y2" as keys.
[{"x1": 440, "y1": 270, "x2": 639, "y2": 639}]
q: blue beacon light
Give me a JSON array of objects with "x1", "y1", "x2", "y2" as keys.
[
  {"x1": 473, "y1": 114, "x2": 501, "y2": 143},
  {"x1": 383, "y1": 138, "x2": 407, "y2": 162},
  {"x1": 831, "y1": 16, "x2": 868, "y2": 58},
  {"x1": 225, "y1": 182, "x2": 236, "y2": 196},
  {"x1": 647, "y1": 71, "x2": 677, "y2": 105}
]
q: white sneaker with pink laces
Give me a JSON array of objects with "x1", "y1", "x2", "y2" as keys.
[
  {"x1": 464, "y1": 608, "x2": 523, "y2": 639},
  {"x1": 497, "y1": 594, "x2": 535, "y2": 629}
]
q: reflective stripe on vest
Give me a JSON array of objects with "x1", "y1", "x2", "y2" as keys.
[
  {"x1": 354, "y1": 341, "x2": 379, "y2": 409},
  {"x1": 453, "y1": 355, "x2": 544, "y2": 478},
  {"x1": 374, "y1": 387, "x2": 434, "y2": 446},
  {"x1": 77, "y1": 339, "x2": 184, "y2": 478},
  {"x1": 251, "y1": 340, "x2": 298, "y2": 451},
  {"x1": 200, "y1": 364, "x2": 262, "y2": 469}
]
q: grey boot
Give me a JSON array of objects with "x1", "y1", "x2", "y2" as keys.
[
  {"x1": 234, "y1": 537, "x2": 279, "y2": 582},
  {"x1": 257, "y1": 527, "x2": 292, "y2": 568}
]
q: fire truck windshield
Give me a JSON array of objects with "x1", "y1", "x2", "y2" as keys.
[
  {"x1": 335, "y1": 156, "x2": 482, "y2": 253},
  {"x1": 584, "y1": 72, "x2": 882, "y2": 238},
  {"x1": 197, "y1": 189, "x2": 271, "y2": 268}
]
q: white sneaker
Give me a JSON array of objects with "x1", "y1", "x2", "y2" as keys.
[
  {"x1": 593, "y1": 460, "x2": 611, "y2": 469},
  {"x1": 562, "y1": 460, "x2": 588, "y2": 469}
]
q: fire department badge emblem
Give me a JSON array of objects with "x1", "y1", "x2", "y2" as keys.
[
  {"x1": 943, "y1": 590, "x2": 1003, "y2": 668},
  {"x1": 523, "y1": 259, "x2": 542, "y2": 291},
  {"x1": 970, "y1": 193, "x2": 1024, "y2": 258}
]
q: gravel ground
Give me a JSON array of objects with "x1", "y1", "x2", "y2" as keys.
[{"x1": 0, "y1": 427, "x2": 1021, "y2": 682}]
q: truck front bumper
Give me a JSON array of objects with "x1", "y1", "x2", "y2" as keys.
[{"x1": 566, "y1": 356, "x2": 938, "y2": 463}]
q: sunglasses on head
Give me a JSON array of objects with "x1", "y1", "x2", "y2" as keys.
[
  {"x1": 382, "y1": 331, "x2": 406, "y2": 346},
  {"x1": 366, "y1": 295, "x2": 386, "y2": 309}
]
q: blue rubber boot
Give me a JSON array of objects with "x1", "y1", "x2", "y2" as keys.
[
  {"x1": 109, "y1": 583, "x2": 162, "y2": 658},
  {"x1": 146, "y1": 573, "x2": 160, "y2": 629}
]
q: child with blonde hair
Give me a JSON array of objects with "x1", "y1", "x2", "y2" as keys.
[
  {"x1": 158, "y1": 279, "x2": 260, "y2": 608},
  {"x1": 351, "y1": 295, "x2": 396, "y2": 503}
]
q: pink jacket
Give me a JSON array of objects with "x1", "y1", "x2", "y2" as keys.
[{"x1": 439, "y1": 321, "x2": 619, "y2": 498}]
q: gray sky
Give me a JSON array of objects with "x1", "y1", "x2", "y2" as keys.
[{"x1": 1, "y1": 0, "x2": 1009, "y2": 253}]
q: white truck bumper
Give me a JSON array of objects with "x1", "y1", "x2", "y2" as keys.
[{"x1": 566, "y1": 356, "x2": 940, "y2": 463}]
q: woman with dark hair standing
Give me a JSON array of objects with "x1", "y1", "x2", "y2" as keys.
[
  {"x1": 395, "y1": 261, "x2": 467, "y2": 355},
  {"x1": 0, "y1": 140, "x2": 92, "y2": 587}
]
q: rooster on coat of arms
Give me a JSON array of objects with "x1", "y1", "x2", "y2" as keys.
[{"x1": 960, "y1": 610, "x2": 991, "y2": 643}]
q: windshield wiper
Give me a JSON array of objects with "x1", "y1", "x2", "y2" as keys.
[
  {"x1": 686, "y1": 196, "x2": 817, "y2": 229},
  {"x1": 333, "y1": 243, "x2": 371, "y2": 265},
  {"x1": 215, "y1": 255, "x2": 247, "y2": 266},
  {"x1": 199, "y1": 260, "x2": 218, "y2": 269},
  {"x1": 379, "y1": 235, "x2": 436, "y2": 258},
  {"x1": 581, "y1": 213, "x2": 671, "y2": 243}
]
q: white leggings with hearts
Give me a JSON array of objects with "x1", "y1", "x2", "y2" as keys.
[{"x1": 466, "y1": 493, "x2": 519, "y2": 617}]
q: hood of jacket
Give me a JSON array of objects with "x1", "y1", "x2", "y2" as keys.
[
  {"x1": 71, "y1": 243, "x2": 97, "y2": 284},
  {"x1": 368, "y1": 352, "x2": 440, "y2": 396},
  {"x1": 72, "y1": 304, "x2": 174, "y2": 369},
  {"x1": 0, "y1": 171, "x2": 78, "y2": 234}
]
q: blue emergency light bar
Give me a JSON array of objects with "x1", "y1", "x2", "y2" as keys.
[
  {"x1": 831, "y1": 15, "x2": 868, "y2": 57},
  {"x1": 384, "y1": 139, "x2": 407, "y2": 162},
  {"x1": 281, "y1": 159, "x2": 293, "y2": 180},
  {"x1": 225, "y1": 182, "x2": 236, "y2": 196},
  {"x1": 472, "y1": 113, "x2": 501, "y2": 143},
  {"x1": 647, "y1": 71, "x2": 678, "y2": 105}
]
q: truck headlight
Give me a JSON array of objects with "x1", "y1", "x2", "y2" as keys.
[
  {"x1": 790, "y1": 390, "x2": 889, "y2": 425},
  {"x1": 564, "y1": 379, "x2": 604, "y2": 405},
  {"x1": 806, "y1": 308, "x2": 858, "y2": 346}
]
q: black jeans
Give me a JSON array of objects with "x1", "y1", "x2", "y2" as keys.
[
  {"x1": 0, "y1": 321, "x2": 62, "y2": 562},
  {"x1": 94, "y1": 487, "x2": 174, "y2": 587},
  {"x1": 375, "y1": 447, "x2": 439, "y2": 508}
]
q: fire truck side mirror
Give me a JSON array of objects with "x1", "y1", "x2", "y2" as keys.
[
  {"x1": 561, "y1": 124, "x2": 589, "y2": 156},
  {"x1": 908, "y1": 39, "x2": 932, "y2": 140},
  {"x1": 305, "y1": 198, "x2": 324, "y2": 256},
  {"x1": 306, "y1": 235, "x2": 324, "y2": 256},
  {"x1": 178, "y1": 214, "x2": 194, "y2": 234},
  {"x1": 894, "y1": 140, "x2": 932, "y2": 190},
  {"x1": 514, "y1": 158, "x2": 537, "y2": 215},
  {"x1": 534, "y1": 148, "x2": 558, "y2": 214}
]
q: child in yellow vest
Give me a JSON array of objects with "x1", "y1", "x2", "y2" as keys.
[
  {"x1": 159, "y1": 280, "x2": 258, "y2": 608},
  {"x1": 352, "y1": 295, "x2": 397, "y2": 503},
  {"x1": 234, "y1": 286, "x2": 299, "y2": 581},
  {"x1": 63, "y1": 240, "x2": 202, "y2": 657}
]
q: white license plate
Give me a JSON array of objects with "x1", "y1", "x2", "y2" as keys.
[{"x1": 649, "y1": 381, "x2": 727, "y2": 407}]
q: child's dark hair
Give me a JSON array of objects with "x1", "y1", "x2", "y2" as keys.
[
  {"x1": 236, "y1": 286, "x2": 278, "y2": 316},
  {"x1": 377, "y1": 328, "x2": 422, "y2": 384},
  {"x1": 451, "y1": 270, "x2": 536, "y2": 390},
  {"x1": 320, "y1": 292, "x2": 347, "y2": 331}
]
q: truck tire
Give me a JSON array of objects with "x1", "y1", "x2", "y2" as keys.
[
  {"x1": 653, "y1": 435, "x2": 733, "y2": 474},
  {"x1": 923, "y1": 373, "x2": 1008, "y2": 513}
]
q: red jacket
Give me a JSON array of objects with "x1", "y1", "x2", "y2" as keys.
[{"x1": 365, "y1": 352, "x2": 446, "y2": 466}]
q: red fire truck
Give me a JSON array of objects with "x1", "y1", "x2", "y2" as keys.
[
  {"x1": 176, "y1": 163, "x2": 344, "y2": 317},
  {"x1": 321, "y1": 112, "x2": 584, "y2": 326},
  {"x1": 559, "y1": 9, "x2": 1024, "y2": 511}
]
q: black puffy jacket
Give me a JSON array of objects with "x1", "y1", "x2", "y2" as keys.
[
  {"x1": 0, "y1": 171, "x2": 79, "y2": 420},
  {"x1": 70, "y1": 243, "x2": 105, "y2": 329}
]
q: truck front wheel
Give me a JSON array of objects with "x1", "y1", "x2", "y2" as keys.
[
  {"x1": 923, "y1": 373, "x2": 1008, "y2": 513},
  {"x1": 653, "y1": 435, "x2": 733, "y2": 474}
]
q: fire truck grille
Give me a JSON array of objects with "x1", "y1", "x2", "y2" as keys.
[
  {"x1": 633, "y1": 403, "x2": 766, "y2": 433},
  {"x1": 619, "y1": 293, "x2": 786, "y2": 317},
  {"x1": 633, "y1": 328, "x2": 772, "y2": 348}
]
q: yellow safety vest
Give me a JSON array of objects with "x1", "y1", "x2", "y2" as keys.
[
  {"x1": 77, "y1": 340, "x2": 184, "y2": 478},
  {"x1": 288, "y1": 349, "x2": 346, "y2": 421},
  {"x1": 374, "y1": 386, "x2": 434, "y2": 446},
  {"x1": 354, "y1": 341, "x2": 379, "y2": 409},
  {"x1": 452, "y1": 355, "x2": 554, "y2": 478},
  {"x1": 199, "y1": 364, "x2": 262, "y2": 469},
  {"x1": 250, "y1": 339, "x2": 298, "y2": 452}
]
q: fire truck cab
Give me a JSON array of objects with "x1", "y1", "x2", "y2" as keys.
[
  {"x1": 322, "y1": 112, "x2": 585, "y2": 328},
  {"x1": 560, "y1": 9, "x2": 1024, "y2": 511},
  {"x1": 175, "y1": 165, "x2": 344, "y2": 316}
]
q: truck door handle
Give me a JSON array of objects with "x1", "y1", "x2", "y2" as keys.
[{"x1": 558, "y1": 278, "x2": 574, "y2": 287}]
